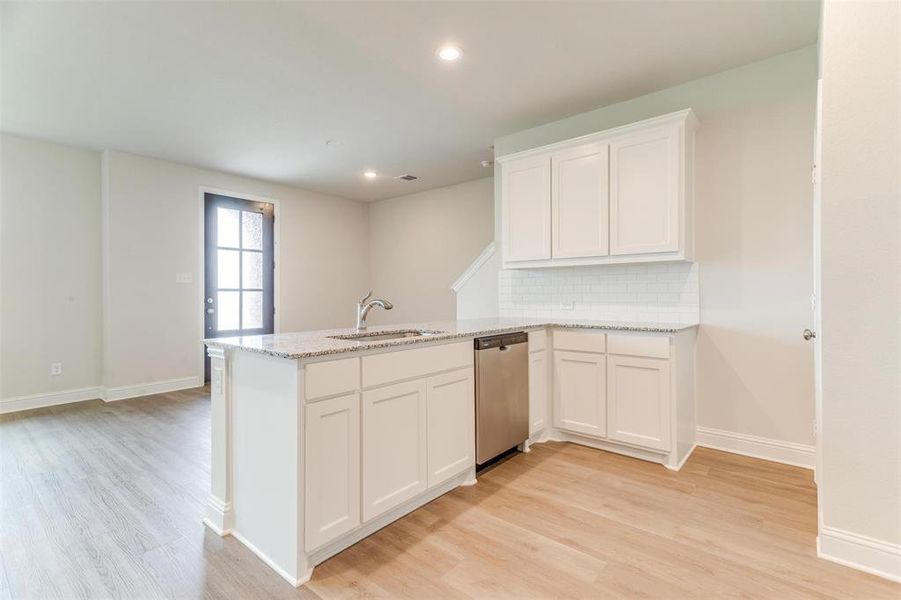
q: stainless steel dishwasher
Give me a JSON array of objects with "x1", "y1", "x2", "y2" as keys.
[{"x1": 474, "y1": 332, "x2": 529, "y2": 465}]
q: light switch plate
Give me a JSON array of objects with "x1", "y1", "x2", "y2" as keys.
[{"x1": 175, "y1": 272, "x2": 193, "y2": 284}]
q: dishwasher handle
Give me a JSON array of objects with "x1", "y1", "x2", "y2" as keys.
[{"x1": 474, "y1": 332, "x2": 528, "y2": 351}]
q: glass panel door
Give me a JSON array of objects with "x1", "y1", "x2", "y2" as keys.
[{"x1": 204, "y1": 193, "x2": 275, "y2": 381}]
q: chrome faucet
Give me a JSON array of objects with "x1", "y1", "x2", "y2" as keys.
[{"x1": 356, "y1": 291, "x2": 393, "y2": 331}]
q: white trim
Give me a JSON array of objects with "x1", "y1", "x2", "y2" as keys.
[
  {"x1": 671, "y1": 442, "x2": 697, "y2": 471},
  {"x1": 100, "y1": 150, "x2": 112, "y2": 389},
  {"x1": 0, "y1": 377, "x2": 205, "y2": 414},
  {"x1": 306, "y1": 467, "x2": 473, "y2": 567},
  {"x1": 103, "y1": 376, "x2": 202, "y2": 402},
  {"x1": 201, "y1": 517, "x2": 230, "y2": 537},
  {"x1": 0, "y1": 386, "x2": 104, "y2": 414},
  {"x1": 230, "y1": 529, "x2": 311, "y2": 588},
  {"x1": 451, "y1": 242, "x2": 496, "y2": 292},
  {"x1": 202, "y1": 494, "x2": 234, "y2": 537},
  {"x1": 696, "y1": 426, "x2": 816, "y2": 469},
  {"x1": 198, "y1": 186, "x2": 282, "y2": 386},
  {"x1": 818, "y1": 526, "x2": 901, "y2": 583},
  {"x1": 496, "y1": 108, "x2": 698, "y2": 164}
]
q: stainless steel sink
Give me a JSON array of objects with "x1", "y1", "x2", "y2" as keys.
[{"x1": 329, "y1": 329, "x2": 446, "y2": 342}]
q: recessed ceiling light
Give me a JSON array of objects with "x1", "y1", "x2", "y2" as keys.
[
  {"x1": 437, "y1": 45, "x2": 463, "y2": 61},
  {"x1": 363, "y1": 170, "x2": 378, "y2": 179}
]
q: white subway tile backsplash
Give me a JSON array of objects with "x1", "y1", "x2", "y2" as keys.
[{"x1": 498, "y1": 262, "x2": 700, "y2": 324}]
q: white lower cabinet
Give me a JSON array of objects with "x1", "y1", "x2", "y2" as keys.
[
  {"x1": 528, "y1": 350, "x2": 548, "y2": 435},
  {"x1": 426, "y1": 368, "x2": 475, "y2": 487},
  {"x1": 553, "y1": 350, "x2": 607, "y2": 438},
  {"x1": 607, "y1": 355, "x2": 672, "y2": 451},
  {"x1": 361, "y1": 380, "x2": 428, "y2": 522},
  {"x1": 304, "y1": 393, "x2": 360, "y2": 551}
]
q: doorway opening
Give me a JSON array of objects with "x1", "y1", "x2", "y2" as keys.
[{"x1": 203, "y1": 192, "x2": 275, "y2": 381}]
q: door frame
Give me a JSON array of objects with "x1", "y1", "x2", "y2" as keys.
[
  {"x1": 813, "y1": 79, "x2": 823, "y2": 528},
  {"x1": 197, "y1": 186, "x2": 281, "y2": 383}
]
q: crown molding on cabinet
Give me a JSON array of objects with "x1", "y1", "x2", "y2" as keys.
[{"x1": 496, "y1": 108, "x2": 698, "y2": 164}]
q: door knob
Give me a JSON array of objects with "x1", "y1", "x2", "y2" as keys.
[{"x1": 803, "y1": 329, "x2": 816, "y2": 341}]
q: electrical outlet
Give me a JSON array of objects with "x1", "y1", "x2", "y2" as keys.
[
  {"x1": 50, "y1": 362, "x2": 62, "y2": 376},
  {"x1": 560, "y1": 300, "x2": 575, "y2": 310}
]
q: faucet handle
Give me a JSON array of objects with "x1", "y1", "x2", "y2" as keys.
[{"x1": 359, "y1": 290, "x2": 373, "y2": 304}]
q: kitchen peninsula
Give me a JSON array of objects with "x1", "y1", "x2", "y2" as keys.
[{"x1": 203, "y1": 318, "x2": 697, "y2": 586}]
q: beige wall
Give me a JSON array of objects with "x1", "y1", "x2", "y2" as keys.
[
  {"x1": 102, "y1": 150, "x2": 370, "y2": 390},
  {"x1": 1, "y1": 134, "x2": 103, "y2": 399},
  {"x1": 818, "y1": 0, "x2": 900, "y2": 561},
  {"x1": 495, "y1": 47, "x2": 818, "y2": 447},
  {"x1": 368, "y1": 177, "x2": 494, "y2": 325}
]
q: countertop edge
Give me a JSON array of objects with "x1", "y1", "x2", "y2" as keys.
[{"x1": 204, "y1": 321, "x2": 699, "y2": 361}]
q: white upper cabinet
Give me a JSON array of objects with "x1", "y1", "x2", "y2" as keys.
[
  {"x1": 609, "y1": 126, "x2": 679, "y2": 256},
  {"x1": 552, "y1": 142, "x2": 610, "y2": 258},
  {"x1": 498, "y1": 109, "x2": 696, "y2": 268},
  {"x1": 502, "y1": 154, "x2": 551, "y2": 262}
]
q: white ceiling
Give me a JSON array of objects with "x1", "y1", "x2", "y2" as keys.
[{"x1": 1, "y1": 1, "x2": 819, "y2": 202}]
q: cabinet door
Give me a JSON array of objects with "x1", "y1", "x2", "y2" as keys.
[
  {"x1": 426, "y1": 368, "x2": 474, "y2": 487},
  {"x1": 362, "y1": 380, "x2": 427, "y2": 522},
  {"x1": 553, "y1": 351, "x2": 606, "y2": 438},
  {"x1": 503, "y1": 155, "x2": 551, "y2": 262},
  {"x1": 609, "y1": 126, "x2": 680, "y2": 255},
  {"x1": 552, "y1": 142, "x2": 610, "y2": 258},
  {"x1": 304, "y1": 393, "x2": 360, "y2": 550},
  {"x1": 607, "y1": 355, "x2": 671, "y2": 451},
  {"x1": 529, "y1": 351, "x2": 548, "y2": 435}
]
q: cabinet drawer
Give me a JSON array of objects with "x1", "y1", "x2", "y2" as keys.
[
  {"x1": 305, "y1": 357, "x2": 360, "y2": 401},
  {"x1": 607, "y1": 334, "x2": 670, "y2": 359},
  {"x1": 553, "y1": 329, "x2": 606, "y2": 353},
  {"x1": 362, "y1": 341, "x2": 472, "y2": 388},
  {"x1": 528, "y1": 329, "x2": 547, "y2": 353}
]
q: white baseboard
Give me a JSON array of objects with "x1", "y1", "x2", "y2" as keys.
[
  {"x1": 671, "y1": 443, "x2": 698, "y2": 472},
  {"x1": 0, "y1": 386, "x2": 104, "y2": 414},
  {"x1": 103, "y1": 376, "x2": 202, "y2": 402},
  {"x1": 1, "y1": 376, "x2": 204, "y2": 414},
  {"x1": 230, "y1": 528, "x2": 311, "y2": 588},
  {"x1": 818, "y1": 526, "x2": 901, "y2": 583},
  {"x1": 696, "y1": 426, "x2": 816, "y2": 469},
  {"x1": 203, "y1": 494, "x2": 234, "y2": 537}
]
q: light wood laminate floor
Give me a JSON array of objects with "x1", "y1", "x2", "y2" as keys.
[{"x1": 1, "y1": 387, "x2": 897, "y2": 599}]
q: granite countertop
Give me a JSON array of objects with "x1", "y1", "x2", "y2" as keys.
[{"x1": 203, "y1": 318, "x2": 698, "y2": 360}]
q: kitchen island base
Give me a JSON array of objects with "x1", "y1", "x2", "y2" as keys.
[
  {"x1": 204, "y1": 339, "x2": 478, "y2": 587},
  {"x1": 203, "y1": 319, "x2": 697, "y2": 586}
]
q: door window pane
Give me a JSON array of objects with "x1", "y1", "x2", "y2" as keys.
[
  {"x1": 242, "y1": 211, "x2": 263, "y2": 250},
  {"x1": 217, "y1": 249, "x2": 240, "y2": 289},
  {"x1": 242, "y1": 291, "x2": 263, "y2": 329},
  {"x1": 242, "y1": 251, "x2": 263, "y2": 289},
  {"x1": 217, "y1": 208, "x2": 240, "y2": 248},
  {"x1": 217, "y1": 291, "x2": 239, "y2": 331}
]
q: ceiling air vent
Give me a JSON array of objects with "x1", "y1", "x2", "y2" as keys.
[{"x1": 396, "y1": 174, "x2": 418, "y2": 181}]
